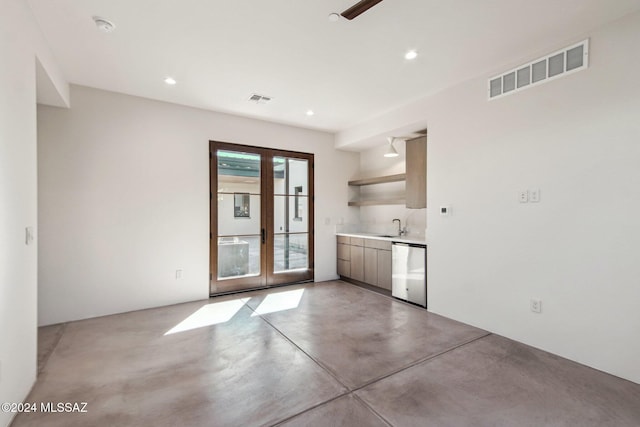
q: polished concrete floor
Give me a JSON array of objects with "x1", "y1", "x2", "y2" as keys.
[{"x1": 12, "y1": 281, "x2": 640, "y2": 427}]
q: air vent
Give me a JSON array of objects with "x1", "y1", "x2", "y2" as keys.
[
  {"x1": 248, "y1": 94, "x2": 272, "y2": 104},
  {"x1": 488, "y1": 39, "x2": 589, "y2": 100}
]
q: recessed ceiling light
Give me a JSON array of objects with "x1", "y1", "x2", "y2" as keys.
[
  {"x1": 306, "y1": 110, "x2": 315, "y2": 116},
  {"x1": 164, "y1": 77, "x2": 177, "y2": 85},
  {"x1": 405, "y1": 50, "x2": 418, "y2": 60},
  {"x1": 328, "y1": 13, "x2": 340, "y2": 22}
]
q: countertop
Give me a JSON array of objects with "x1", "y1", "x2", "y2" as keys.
[{"x1": 336, "y1": 232, "x2": 426, "y2": 246}]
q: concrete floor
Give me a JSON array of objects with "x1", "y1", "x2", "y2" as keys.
[{"x1": 13, "y1": 281, "x2": 640, "y2": 427}]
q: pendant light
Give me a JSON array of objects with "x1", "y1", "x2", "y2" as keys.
[{"x1": 384, "y1": 136, "x2": 399, "y2": 158}]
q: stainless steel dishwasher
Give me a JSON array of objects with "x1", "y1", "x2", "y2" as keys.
[{"x1": 392, "y1": 242, "x2": 426, "y2": 307}]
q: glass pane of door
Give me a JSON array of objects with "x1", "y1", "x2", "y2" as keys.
[
  {"x1": 217, "y1": 149, "x2": 262, "y2": 280},
  {"x1": 273, "y1": 157, "x2": 309, "y2": 273}
]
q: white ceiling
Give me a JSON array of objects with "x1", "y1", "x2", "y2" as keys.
[{"x1": 28, "y1": 0, "x2": 640, "y2": 134}]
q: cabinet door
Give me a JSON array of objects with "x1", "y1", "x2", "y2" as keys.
[
  {"x1": 337, "y1": 259, "x2": 351, "y2": 277},
  {"x1": 364, "y1": 247, "x2": 378, "y2": 285},
  {"x1": 406, "y1": 136, "x2": 426, "y2": 209},
  {"x1": 350, "y1": 245, "x2": 364, "y2": 282},
  {"x1": 337, "y1": 243, "x2": 350, "y2": 261},
  {"x1": 377, "y1": 249, "x2": 392, "y2": 290}
]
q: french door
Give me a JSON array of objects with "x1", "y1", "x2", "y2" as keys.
[{"x1": 209, "y1": 141, "x2": 314, "y2": 295}]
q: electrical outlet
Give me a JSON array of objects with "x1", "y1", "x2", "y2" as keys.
[
  {"x1": 530, "y1": 299, "x2": 542, "y2": 313},
  {"x1": 175, "y1": 269, "x2": 183, "y2": 280},
  {"x1": 530, "y1": 189, "x2": 540, "y2": 203},
  {"x1": 519, "y1": 190, "x2": 529, "y2": 203}
]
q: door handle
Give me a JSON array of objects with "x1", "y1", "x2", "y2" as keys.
[{"x1": 261, "y1": 228, "x2": 266, "y2": 244}]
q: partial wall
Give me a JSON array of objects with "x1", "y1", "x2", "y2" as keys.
[{"x1": 0, "y1": 1, "x2": 68, "y2": 426}]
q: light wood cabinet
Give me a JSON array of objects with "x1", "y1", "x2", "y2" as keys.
[
  {"x1": 406, "y1": 135, "x2": 426, "y2": 209},
  {"x1": 377, "y1": 249, "x2": 392, "y2": 290},
  {"x1": 364, "y1": 248, "x2": 378, "y2": 284},
  {"x1": 337, "y1": 242, "x2": 350, "y2": 261},
  {"x1": 337, "y1": 259, "x2": 351, "y2": 277},
  {"x1": 364, "y1": 239, "x2": 392, "y2": 251},
  {"x1": 338, "y1": 235, "x2": 392, "y2": 291},
  {"x1": 350, "y1": 242, "x2": 364, "y2": 282},
  {"x1": 337, "y1": 236, "x2": 351, "y2": 277}
]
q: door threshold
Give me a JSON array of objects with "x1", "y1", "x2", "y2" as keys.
[{"x1": 209, "y1": 279, "x2": 314, "y2": 298}]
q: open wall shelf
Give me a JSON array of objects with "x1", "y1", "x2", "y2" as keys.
[
  {"x1": 348, "y1": 173, "x2": 406, "y2": 206},
  {"x1": 348, "y1": 198, "x2": 406, "y2": 207},
  {"x1": 348, "y1": 173, "x2": 406, "y2": 187}
]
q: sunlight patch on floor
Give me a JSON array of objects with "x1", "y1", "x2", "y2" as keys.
[
  {"x1": 164, "y1": 298, "x2": 249, "y2": 335},
  {"x1": 251, "y1": 289, "x2": 304, "y2": 316}
]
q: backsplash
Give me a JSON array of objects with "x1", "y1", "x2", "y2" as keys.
[{"x1": 336, "y1": 205, "x2": 426, "y2": 239}]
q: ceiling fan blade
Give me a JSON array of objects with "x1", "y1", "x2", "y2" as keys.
[{"x1": 340, "y1": 0, "x2": 384, "y2": 20}]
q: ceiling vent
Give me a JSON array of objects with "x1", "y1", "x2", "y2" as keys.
[
  {"x1": 248, "y1": 94, "x2": 272, "y2": 104},
  {"x1": 488, "y1": 39, "x2": 589, "y2": 100}
]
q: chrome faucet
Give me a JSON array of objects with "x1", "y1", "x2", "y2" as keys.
[{"x1": 392, "y1": 219, "x2": 406, "y2": 236}]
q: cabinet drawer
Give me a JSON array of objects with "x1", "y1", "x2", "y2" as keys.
[
  {"x1": 337, "y1": 243, "x2": 350, "y2": 261},
  {"x1": 337, "y1": 235, "x2": 350, "y2": 245},
  {"x1": 350, "y1": 237, "x2": 364, "y2": 247},
  {"x1": 364, "y1": 239, "x2": 392, "y2": 250}
]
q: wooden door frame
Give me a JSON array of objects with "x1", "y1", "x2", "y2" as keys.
[
  {"x1": 210, "y1": 141, "x2": 314, "y2": 295},
  {"x1": 266, "y1": 148, "x2": 314, "y2": 287},
  {"x1": 210, "y1": 141, "x2": 268, "y2": 293}
]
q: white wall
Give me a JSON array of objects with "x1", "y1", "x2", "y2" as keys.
[
  {"x1": 0, "y1": 1, "x2": 68, "y2": 426},
  {"x1": 339, "y1": 12, "x2": 640, "y2": 384},
  {"x1": 38, "y1": 85, "x2": 359, "y2": 326}
]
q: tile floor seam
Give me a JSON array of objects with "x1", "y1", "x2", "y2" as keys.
[
  {"x1": 238, "y1": 288, "x2": 491, "y2": 394},
  {"x1": 268, "y1": 391, "x2": 354, "y2": 426},
  {"x1": 352, "y1": 393, "x2": 394, "y2": 427},
  {"x1": 241, "y1": 299, "x2": 361, "y2": 427},
  {"x1": 241, "y1": 298, "x2": 352, "y2": 391},
  {"x1": 350, "y1": 332, "x2": 493, "y2": 393},
  {"x1": 239, "y1": 295, "x2": 492, "y2": 426}
]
